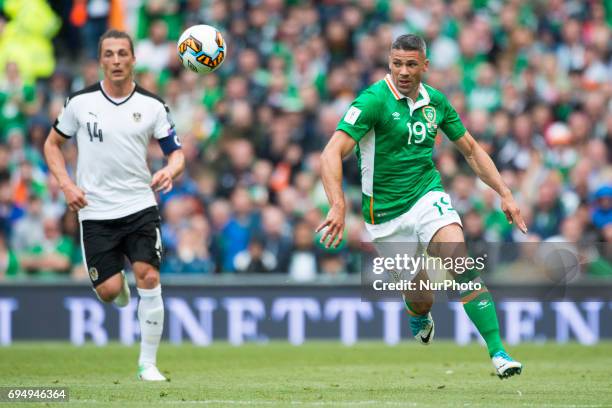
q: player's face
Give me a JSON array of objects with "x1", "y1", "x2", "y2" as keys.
[
  {"x1": 388, "y1": 49, "x2": 429, "y2": 98},
  {"x1": 99, "y1": 38, "x2": 135, "y2": 84}
]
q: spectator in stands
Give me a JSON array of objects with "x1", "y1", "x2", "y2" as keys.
[
  {"x1": 591, "y1": 185, "x2": 612, "y2": 230},
  {"x1": 547, "y1": 215, "x2": 586, "y2": 244},
  {"x1": 587, "y1": 222, "x2": 612, "y2": 278},
  {"x1": 160, "y1": 198, "x2": 188, "y2": 255},
  {"x1": 318, "y1": 251, "x2": 347, "y2": 281},
  {"x1": 260, "y1": 205, "x2": 292, "y2": 272},
  {"x1": 464, "y1": 210, "x2": 489, "y2": 261},
  {"x1": 42, "y1": 173, "x2": 66, "y2": 220},
  {"x1": 11, "y1": 195, "x2": 44, "y2": 254},
  {"x1": 234, "y1": 235, "x2": 276, "y2": 274},
  {"x1": 135, "y1": 19, "x2": 173, "y2": 74},
  {"x1": 288, "y1": 220, "x2": 317, "y2": 281},
  {"x1": 59, "y1": 210, "x2": 85, "y2": 280},
  {"x1": 0, "y1": 171, "x2": 23, "y2": 238},
  {"x1": 79, "y1": 0, "x2": 111, "y2": 59},
  {"x1": 0, "y1": 62, "x2": 38, "y2": 140},
  {"x1": 217, "y1": 139, "x2": 255, "y2": 197},
  {"x1": 531, "y1": 176, "x2": 565, "y2": 239},
  {"x1": 162, "y1": 222, "x2": 215, "y2": 275},
  {"x1": 19, "y1": 216, "x2": 73, "y2": 278},
  {"x1": 0, "y1": 231, "x2": 19, "y2": 280},
  {"x1": 222, "y1": 187, "x2": 258, "y2": 271},
  {"x1": 208, "y1": 198, "x2": 231, "y2": 273},
  {"x1": 11, "y1": 160, "x2": 46, "y2": 208}
]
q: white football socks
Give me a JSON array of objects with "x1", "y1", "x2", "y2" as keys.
[{"x1": 137, "y1": 285, "x2": 164, "y2": 368}]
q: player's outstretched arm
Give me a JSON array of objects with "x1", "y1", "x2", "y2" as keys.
[
  {"x1": 43, "y1": 129, "x2": 88, "y2": 212},
  {"x1": 317, "y1": 130, "x2": 356, "y2": 248},
  {"x1": 150, "y1": 149, "x2": 185, "y2": 193},
  {"x1": 453, "y1": 131, "x2": 527, "y2": 233}
]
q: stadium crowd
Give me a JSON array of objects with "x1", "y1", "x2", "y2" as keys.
[{"x1": 0, "y1": 0, "x2": 611, "y2": 282}]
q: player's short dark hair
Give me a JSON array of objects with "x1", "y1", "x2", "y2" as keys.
[
  {"x1": 97, "y1": 29, "x2": 134, "y2": 58},
  {"x1": 391, "y1": 34, "x2": 427, "y2": 56}
]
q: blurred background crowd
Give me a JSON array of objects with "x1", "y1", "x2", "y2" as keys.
[{"x1": 0, "y1": 0, "x2": 611, "y2": 283}]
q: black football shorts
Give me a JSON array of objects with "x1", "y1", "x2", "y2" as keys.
[{"x1": 80, "y1": 206, "x2": 162, "y2": 287}]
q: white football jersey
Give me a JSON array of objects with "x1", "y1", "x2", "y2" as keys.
[{"x1": 53, "y1": 82, "x2": 177, "y2": 221}]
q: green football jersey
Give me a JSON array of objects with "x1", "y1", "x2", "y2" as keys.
[{"x1": 336, "y1": 75, "x2": 466, "y2": 224}]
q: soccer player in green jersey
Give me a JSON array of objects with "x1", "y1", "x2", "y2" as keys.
[{"x1": 317, "y1": 34, "x2": 526, "y2": 379}]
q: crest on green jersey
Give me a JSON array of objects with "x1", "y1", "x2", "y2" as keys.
[{"x1": 422, "y1": 106, "x2": 436, "y2": 124}]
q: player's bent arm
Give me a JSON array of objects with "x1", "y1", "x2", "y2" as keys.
[
  {"x1": 43, "y1": 129, "x2": 73, "y2": 189},
  {"x1": 150, "y1": 149, "x2": 185, "y2": 193},
  {"x1": 453, "y1": 131, "x2": 511, "y2": 198},
  {"x1": 317, "y1": 130, "x2": 356, "y2": 248},
  {"x1": 320, "y1": 130, "x2": 356, "y2": 208},
  {"x1": 454, "y1": 131, "x2": 527, "y2": 232},
  {"x1": 166, "y1": 149, "x2": 185, "y2": 179},
  {"x1": 43, "y1": 129, "x2": 88, "y2": 211}
]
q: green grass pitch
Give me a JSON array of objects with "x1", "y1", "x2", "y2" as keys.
[{"x1": 1, "y1": 342, "x2": 611, "y2": 407}]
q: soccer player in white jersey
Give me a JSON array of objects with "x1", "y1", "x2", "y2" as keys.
[
  {"x1": 44, "y1": 30, "x2": 185, "y2": 381},
  {"x1": 318, "y1": 34, "x2": 526, "y2": 378}
]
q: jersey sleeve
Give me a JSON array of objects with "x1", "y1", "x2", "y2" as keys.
[
  {"x1": 336, "y1": 90, "x2": 379, "y2": 142},
  {"x1": 439, "y1": 95, "x2": 466, "y2": 141},
  {"x1": 53, "y1": 97, "x2": 78, "y2": 138},
  {"x1": 153, "y1": 102, "x2": 176, "y2": 140},
  {"x1": 154, "y1": 102, "x2": 181, "y2": 155}
]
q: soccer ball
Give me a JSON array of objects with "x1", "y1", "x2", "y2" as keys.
[{"x1": 177, "y1": 25, "x2": 227, "y2": 74}]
